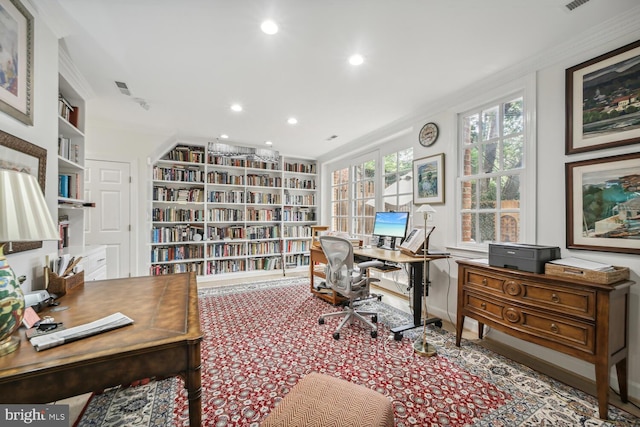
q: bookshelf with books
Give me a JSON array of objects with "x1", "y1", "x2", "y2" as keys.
[
  {"x1": 57, "y1": 61, "x2": 89, "y2": 250},
  {"x1": 151, "y1": 153, "x2": 206, "y2": 276},
  {"x1": 150, "y1": 143, "x2": 318, "y2": 278}
]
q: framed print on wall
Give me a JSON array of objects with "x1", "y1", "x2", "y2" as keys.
[
  {"x1": 413, "y1": 153, "x2": 444, "y2": 204},
  {"x1": 566, "y1": 152, "x2": 640, "y2": 255},
  {"x1": 565, "y1": 39, "x2": 640, "y2": 154},
  {"x1": 0, "y1": 130, "x2": 47, "y2": 253},
  {"x1": 0, "y1": 0, "x2": 34, "y2": 126}
]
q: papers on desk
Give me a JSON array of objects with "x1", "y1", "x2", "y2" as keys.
[
  {"x1": 29, "y1": 312, "x2": 134, "y2": 351},
  {"x1": 547, "y1": 257, "x2": 615, "y2": 272}
]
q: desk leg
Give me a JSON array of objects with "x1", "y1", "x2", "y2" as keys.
[
  {"x1": 391, "y1": 260, "x2": 442, "y2": 340},
  {"x1": 186, "y1": 340, "x2": 203, "y2": 427}
]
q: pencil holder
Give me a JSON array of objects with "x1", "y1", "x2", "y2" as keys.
[{"x1": 47, "y1": 268, "x2": 84, "y2": 297}]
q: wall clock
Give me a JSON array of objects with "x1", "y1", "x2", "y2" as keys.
[{"x1": 418, "y1": 122, "x2": 439, "y2": 147}]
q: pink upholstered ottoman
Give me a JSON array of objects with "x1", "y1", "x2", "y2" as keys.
[{"x1": 261, "y1": 372, "x2": 394, "y2": 427}]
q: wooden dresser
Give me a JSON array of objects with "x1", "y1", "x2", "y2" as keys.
[{"x1": 455, "y1": 259, "x2": 634, "y2": 420}]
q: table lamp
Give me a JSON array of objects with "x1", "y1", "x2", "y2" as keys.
[
  {"x1": 413, "y1": 204, "x2": 437, "y2": 357},
  {"x1": 0, "y1": 170, "x2": 59, "y2": 356}
]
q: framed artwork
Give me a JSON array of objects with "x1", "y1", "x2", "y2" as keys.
[
  {"x1": 413, "y1": 153, "x2": 444, "y2": 204},
  {"x1": 566, "y1": 152, "x2": 640, "y2": 254},
  {"x1": 565, "y1": 39, "x2": 640, "y2": 154},
  {"x1": 0, "y1": 129, "x2": 47, "y2": 253},
  {"x1": 0, "y1": 0, "x2": 34, "y2": 126}
]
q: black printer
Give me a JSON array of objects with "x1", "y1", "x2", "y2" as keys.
[{"x1": 488, "y1": 243, "x2": 561, "y2": 274}]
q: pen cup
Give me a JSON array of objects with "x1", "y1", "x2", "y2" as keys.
[{"x1": 47, "y1": 269, "x2": 84, "y2": 297}]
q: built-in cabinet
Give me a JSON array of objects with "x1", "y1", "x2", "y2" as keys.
[{"x1": 150, "y1": 143, "x2": 317, "y2": 277}]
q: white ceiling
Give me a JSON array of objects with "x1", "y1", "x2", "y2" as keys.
[{"x1": 37, "y1": 0, "x2": 639, "y2": 159}]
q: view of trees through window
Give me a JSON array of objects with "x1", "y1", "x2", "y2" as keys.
[
  {"x1": 329, "y1": 148, "x2": 414, "y2": 244},
  {"x1": 460, "y1": 95, "x2": 524, "y2": 245}
]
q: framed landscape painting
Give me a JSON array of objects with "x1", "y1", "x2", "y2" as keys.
[
  {"x1": 0, "y1": 0, "x2": 34, "y2": 125},
  {"x1": 565, "y1": 39, "x2": 640, "y2": 154},
  {"x1": 566, "y1": 152, "x2": 640, "y2": 254},
  {"x1": 413, "y1": 153, "x2": 444, "y2": 204}
]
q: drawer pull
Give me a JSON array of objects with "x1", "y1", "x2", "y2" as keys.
[
  {"x1": 550, "y1": 323, "x2": 559, "y2": 334},
  {"x1": 551, "y1": 294, "x2": 560, "y2": 303},
  {"x1": 97, "y1": 258, "x2": 106, "y2": 262},
  {"x1": 481, "y1": 278, "x2": 488, "y2": 285},
  {"x1": 480, "y1": 302, "x2": 487, "y2": 309}
]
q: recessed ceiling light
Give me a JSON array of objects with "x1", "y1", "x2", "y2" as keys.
[
  {"x1": 287, "y1": 117, "x2": 298, "y2": 125},
  {"x1": 220, "y1": 134, "x2": 229, "y2": 139},
  {"x1": 265, "y1": 140, "x2": 273, "y2": 146},
  {"x1": 230, "y1": 104, "x2": 243, "y2": 112},
  {"x1": 261, "y1": 20, "x2": 278, "y2": 35},
  {"x1": 348, "y1": 54, "x2": 364, "y2": 66}
]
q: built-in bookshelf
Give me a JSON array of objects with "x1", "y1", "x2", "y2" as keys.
[
  {"x1": 150, "y1": 142, "x2": 317, "y2": 277},
  {"x1": 57, "y1": 60, "x2": 88, "y2": 250}
]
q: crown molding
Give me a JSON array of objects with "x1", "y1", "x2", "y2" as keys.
[{"x1": 58, "y1": 47, "x2": 94, "y2": 99}]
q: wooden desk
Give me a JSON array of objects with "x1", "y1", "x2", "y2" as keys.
[
  {"x1": 0, "y1": 273, "x2": 203, "y2": 426},
  {"x1": 455, "y1": 259, "x2": 634, "y2": 420},
  {"x1": 310, "y1": 245, "x2": 448, "y2": 340}
]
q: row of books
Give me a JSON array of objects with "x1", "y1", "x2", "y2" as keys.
[
  {"x1": 153, "y1": 187, "x2": 204, "y2": 203},
  {"x1": 150, "y1": 262, "x2": 204, "y2": 276},
  {"x1": 58, "y1": 93, "x2": 79, "y2": 127},
  {"x1": 152, "y1": 207, "x2": 205, "y2": 222},
  {"x1": 58, "y1": 136, "x2": 80, "y2": 163},
  {"x1": 58, "y1": 215, "x2": 69, "y2": 249},
  {"x1": 284, "y1": 178, "x2": 316, "y2": 189},
  {"x1": 58, "y1": 173, "x2": 80, "y2": 199}
]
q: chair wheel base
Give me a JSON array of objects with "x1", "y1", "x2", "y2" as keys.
[
  {"x1": 371, "y1": 315, "x2": 377, "y2": 324},
  {"x1": 318, "y1": 318, "x2": 325, "y2": 325},
  {"x1": 371, "y1": 330, "x2": 377, "y2": 338},
  {"x1": 333, "y1": 332, "x2": 340, "y2": 340}
]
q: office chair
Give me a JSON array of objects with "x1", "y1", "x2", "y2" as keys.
[{"x1": 318, "y1": 235, "x2": 384, "y2": 339}]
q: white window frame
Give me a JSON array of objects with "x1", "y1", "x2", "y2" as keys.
[{"x1": 455, "y1": 74, "x2": 537, "y2": 252}]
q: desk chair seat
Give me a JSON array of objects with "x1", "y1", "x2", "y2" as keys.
[{"x1": 318, "y1": 236, "x2": 383, "y2": 339}]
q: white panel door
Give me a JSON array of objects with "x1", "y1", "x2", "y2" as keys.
[{"x1": 84, "y1": 159, "x2": 131, "y2": 278}]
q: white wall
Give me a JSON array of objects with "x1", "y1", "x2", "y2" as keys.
[
  {"x1": 84, "y1": 120, "x2": 176, "y2": 277},
  {"x1": 319, "y1": 12, "x2": 640, "y2": 401},
  {"x1": 0, "y1": 7, "x2": 59, "y2": 293}
]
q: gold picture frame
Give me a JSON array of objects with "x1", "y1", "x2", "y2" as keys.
[
  {"x1": 0, "y1": 0, "x2": 34, "y2": 125},
  {"x1": 0, "y1": 129, "x2": 47, "y2": 253}
]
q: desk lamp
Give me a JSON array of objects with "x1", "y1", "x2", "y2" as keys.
[
  {"x1": 0, "y1": 170, "x2": 59, "y2": 356},
  {"x1": 413, "y1": 204, "x2": 437, "y2": 357}
]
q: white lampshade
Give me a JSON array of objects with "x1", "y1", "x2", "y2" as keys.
[
  {"x1": 0, "y1": 170, "x2": 59, "y2": 242},
  {"x1": 416, "y1": 204, "x2": 436, "y2": 213}
]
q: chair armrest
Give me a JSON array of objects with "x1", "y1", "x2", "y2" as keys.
[{"x1": 357, "y1": 260, "x2": 384, "y2": 270}]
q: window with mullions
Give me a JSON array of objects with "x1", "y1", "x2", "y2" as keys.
[
  {"x1": 330, "y1": 167, "x2": 349, "y2": 233},
  {"x1": 459, "y1": 94, "x2": 524, "y2": 247},
  {"x1": 382, "y1": 148, "x2": 413, "y2": 214},
  {"x1": 352, "y1": 159, "x2": 376, "y2": 243}
]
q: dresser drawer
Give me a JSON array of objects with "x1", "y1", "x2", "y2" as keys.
[
  {"x1": 464, "y1": 268, "x2": 596, "y2": 320},
  {"x1": 463, "y1": 291, "x2": 595, "y2": 354},
  {"x1": 85, "y1": 265, "x2": 107, "y2": 281}
]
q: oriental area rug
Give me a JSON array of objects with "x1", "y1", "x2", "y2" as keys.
[{"x1": 76, "y1": 277, "x2": 639, "y2": 426}]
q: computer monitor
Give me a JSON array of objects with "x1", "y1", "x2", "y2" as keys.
[{"x1": 372, "y1": 211, "x2": 409, "y2": 250}]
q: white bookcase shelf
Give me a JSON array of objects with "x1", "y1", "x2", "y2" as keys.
[{"x1": 150, "y1": 142, "x2": 317, "y2": 277}]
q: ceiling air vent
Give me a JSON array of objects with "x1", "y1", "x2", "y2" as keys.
[
  {"x1": 564, "y1": 0, "x2": 590, "y2": 12},
  {"x1": 115, "y1": 81, "x2": 131, "y2": 96}
]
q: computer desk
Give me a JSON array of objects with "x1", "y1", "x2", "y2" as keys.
[{"x1": 309, "y1": 245, "x2": 449, "y2": 340}]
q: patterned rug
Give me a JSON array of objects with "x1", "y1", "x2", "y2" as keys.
[{"x1": 76, "y1": 277, "x2": 639, "y2": 426}]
